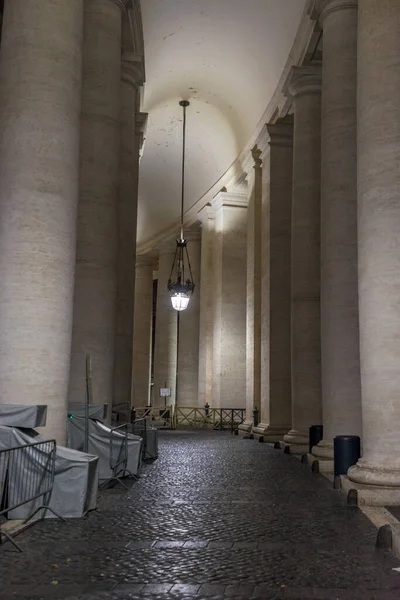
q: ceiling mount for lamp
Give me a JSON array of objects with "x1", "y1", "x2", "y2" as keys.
[{"x1": 167, "y1": 100, "x2": 195, "y2": 312}]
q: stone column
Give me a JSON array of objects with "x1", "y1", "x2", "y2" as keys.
[
  {"x1": 0, "y1": 0, "x2": 83, "y2": 444},
  {"x1": 68, "y1": 0, "x2": 123, "y2": 418},
  {"x1": 212, "y1": 191, "x2": 247, "y2": 409},
  {"x1": 198, "y1": 205, "x2": 215, "y2": 408},
  {"x1": 345, "y1": 0, "x2": 400, "y2": 503},
  {"x1": 177, "y1": 231, "x2": 201, "y2": 406},
  {"x1": 112, "y1": 53, "x2": 140, "y2": 418},
  {"x1": 132, "y1": 256, "x2": 154, "y2": 408},
  {"x1": 153, "y1": 244, "x2": 178, "y2": 409},
  {"x1": 311, "y1": 0, "x2": 361, "y2": 469},
  {"x1": 283, "y1": 66, "x2": 322, "y2": 454},
  {"x1": 253, "y1": 120, "x2": 293, "y2": 443},
  {"x1": 240, "y1": 147, "x2": 262, "y2": 436}
]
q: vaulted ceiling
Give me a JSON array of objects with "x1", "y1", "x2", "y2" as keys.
[{"x1": 137, "y1": 0, "x2": 307, "y2": 247}]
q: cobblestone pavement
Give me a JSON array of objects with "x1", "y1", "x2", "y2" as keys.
[{"x1": 1, "y1": 429, "x2": 400, "y2": 600}]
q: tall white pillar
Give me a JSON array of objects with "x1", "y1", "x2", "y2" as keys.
[
  {"x1": 345, "y1": 0, "x2": 400, "y2": 503},
  {"x1": 312, "y1": 0, "x2": 361, "y2": 468},
  {"x1": 113, "y1": 53, "x2": 140, "y2": 418},
  {"x1": 0, "y1": 0, "x2": 83, "y2": 444},
  {"x1": 68, "y1": 0, "x2": 123, "y2": 418},
  {"x1": 132, "y1": 256, "x2": 154, "y2": 408},
  {"x1": 283, "y1": 66, "x2": 322, "y2": 453},
  {"x1": 212, "y1": 191, "x2": 247, "y2": 409},
  {"x1": 198, "y1": 205, "x2": 215, "y2": 408},
  {"x1": 177, "y1": 232, "x2": 201, "y2": 406},
  {"x1": 153, "y1": 244, "x2": 177, "y2": 409},
  {"x1": 240, "y1": 147, "x2": 262, "y2": 435},
  {"x1": 253, "y1": 120, "x2": 293, "y2": 442}
]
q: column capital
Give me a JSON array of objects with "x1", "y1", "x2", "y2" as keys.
[
  {"x1": 136, "y1": 112, "x2": 148, "y2": 135},
  {"x1": 198, "y1": 203, "x2": 215, "y2": 224},
  {"x1": 136, "y1": 112, "x2": 148, "y2": 157},
  {"x1": 284, "y1": 65, "x2": 322, "y2": 99},
  {"x1": 316, "y1": 0, "x2": 357, "y2": 24},
  {"x1": 266, "y1": 119, "x2": 294, "y2": 148},
  {"x1": 136, "y1": 254, "x2": 156, "y2": 269},
  {"x1": 211, "y1": 191, "x2": 248, "y2": 213},
  {"x1": 122, "y1": 52, "x2": 145, "y2": 87}
]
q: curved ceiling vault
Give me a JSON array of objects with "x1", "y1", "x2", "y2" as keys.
[{"x1": 138, "y1": 0, "x2": 307, "y2": 247}]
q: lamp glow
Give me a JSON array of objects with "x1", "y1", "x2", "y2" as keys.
[{"x1": 170, "y1": 292, "x2": 190, "y2": 312}]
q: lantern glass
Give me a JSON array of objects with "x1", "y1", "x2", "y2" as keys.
[{"x1": 170, "y1": 292, "x2": 190, "y2": 311}]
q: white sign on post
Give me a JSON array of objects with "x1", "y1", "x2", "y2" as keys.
[{"x1": 160, "y1": 388, "x2": 171, "y2": 397}]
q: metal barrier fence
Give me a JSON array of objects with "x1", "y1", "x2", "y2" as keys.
[
  {"x1": 99, "y1": 424, "x2": 136, "y2": 491},
  {"x1": 0, "y1": 440, "x2": 64, "y2": 552},
  {"x1": 173, "y1": 407, "x2": 246, "y2": 431},
  {"x1": 130, "y1": 418, "x2": 150, "y2": 460},
  {"x1": 131, "y1": 406, "x2": 246, "y2": 431},
  {"x1": 135, "y1": 406, "x2": 173, "y2": 429}
]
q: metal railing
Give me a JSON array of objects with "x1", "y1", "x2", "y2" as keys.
[
  {"x1": 0, "y1": 440, "x2": 64, "y2": 552},
  {"x1": 131, "y1": 406, "x2": 246, "y2": 431},
  {"x1": 134, "y1": 406, "x2": 173, "y2": 429},
  {"x1": 173, "y1": 407, "x2": 246, "y2": 431},
  {"x1": 99, "y1": 424, "x2": 137, "y2": 491}
]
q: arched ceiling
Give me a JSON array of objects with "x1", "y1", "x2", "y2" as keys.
[{"x1": 138, "y1": 0, "x2": 307, "y2": 247}]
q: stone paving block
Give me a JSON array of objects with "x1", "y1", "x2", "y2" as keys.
[
  {"x1": 141, "y1": 583, "x2": 173, "y2": 594},
  {"x1": 198, "y1": 583, "x2": 227, "y2": 596},
  {"x1": 171, "y1": 583, "x2": 202, "y2": 594},
  {"x1": 232, "y1": 541, "x2": 258, "y2": 549},
  {"x1": 182, "y1": 541, "x2": 209, "y2": 548},
  {"x1": 127, "y1": 541, "x2": 153, "y2": 549},
  {"x1": 224, "y1": 582, "x2": 256, "y2": 597},
  {"x1": 153, "y1": 541, "x2": 185, "y2": 548},
  {"x1": 207, "y1": 541, "x2": 234, "y2": 549}
]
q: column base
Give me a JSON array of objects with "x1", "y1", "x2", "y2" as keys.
[
  {"x1": 311, "y1": 439, "x2": 333, "y2": 459},
  {"x1": 348, "y1": 461, "x2": 400, "y2": 488},
  {"x1": 304, "y1": 453, "x2": 334, "y2": 473},
  {"x1": 281, "y1": 429, "x2": 309, "y2": 455},
  {"x1": 276, "y1": 440, "x2": 309, "y2": 455},
  {"x1": 308, "y1": 439, "x2": 334, "y2": 472},
  {"x1": 252, "y1": 423, "x2": 290, "y2": 443},
  {"x1": 341, "y1": 475, "x2": 400, "y2": 507},
  {"x1": 238, "y1": 420, "x2": 253, "y2": 438}
]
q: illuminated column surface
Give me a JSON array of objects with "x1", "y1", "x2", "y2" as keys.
[{"x1": 0, "y1": 0, "x2": 83, "y2": 443}]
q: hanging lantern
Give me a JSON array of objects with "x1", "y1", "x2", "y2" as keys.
[
  {"x1": 167, "y1": 100, "x2": 195, "y2": 311},
  {"x1": 168, "y1": 239, "x2": 195, "y2": 311}
]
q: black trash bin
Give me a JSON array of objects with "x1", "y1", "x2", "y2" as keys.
[
  {"x1": 334, "y1": 435, "x2": 361, "y2": 477},
  {"x1": 309, "y1": 425, "x2": 323, "y2": 453}
]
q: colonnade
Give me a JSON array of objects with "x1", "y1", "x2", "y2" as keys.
[
  {"x1": 1, "y1": 0, "x2": 399, "y2": 505},
  {"x1": 0, "y1": 0, "x2": 146, "y2": 443},
  {"x1": 247, "y1": 0, "x2": 400, "y2": 505}
]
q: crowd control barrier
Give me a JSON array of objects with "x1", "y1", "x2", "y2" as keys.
[{"x1": 0, "y1": 440, "x2": 64, "y2": 551}]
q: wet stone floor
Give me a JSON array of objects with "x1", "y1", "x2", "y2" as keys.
[{"x1": 1, "y1": 430, "x2": 400, "y2": 600}]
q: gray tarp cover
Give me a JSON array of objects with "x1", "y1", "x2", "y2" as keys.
[
  {"x1": 0, "y1": 405, "x2": 47, "y2": 428},
  {"x1": 144, "y1": 428, "x2": 158, "y2": 459},
  {"x1": 67, "y1": 417, "x2": 142, "y2": 479},
  {"x1": 132, "y1": 427, "x2": 158, "y2": 459},
  {"x1": 68, "y1": 403, "x2": 107, "y2": 421},
  {"x1": 0, "y1": 426, "x2": 99, "y2": 519}
]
